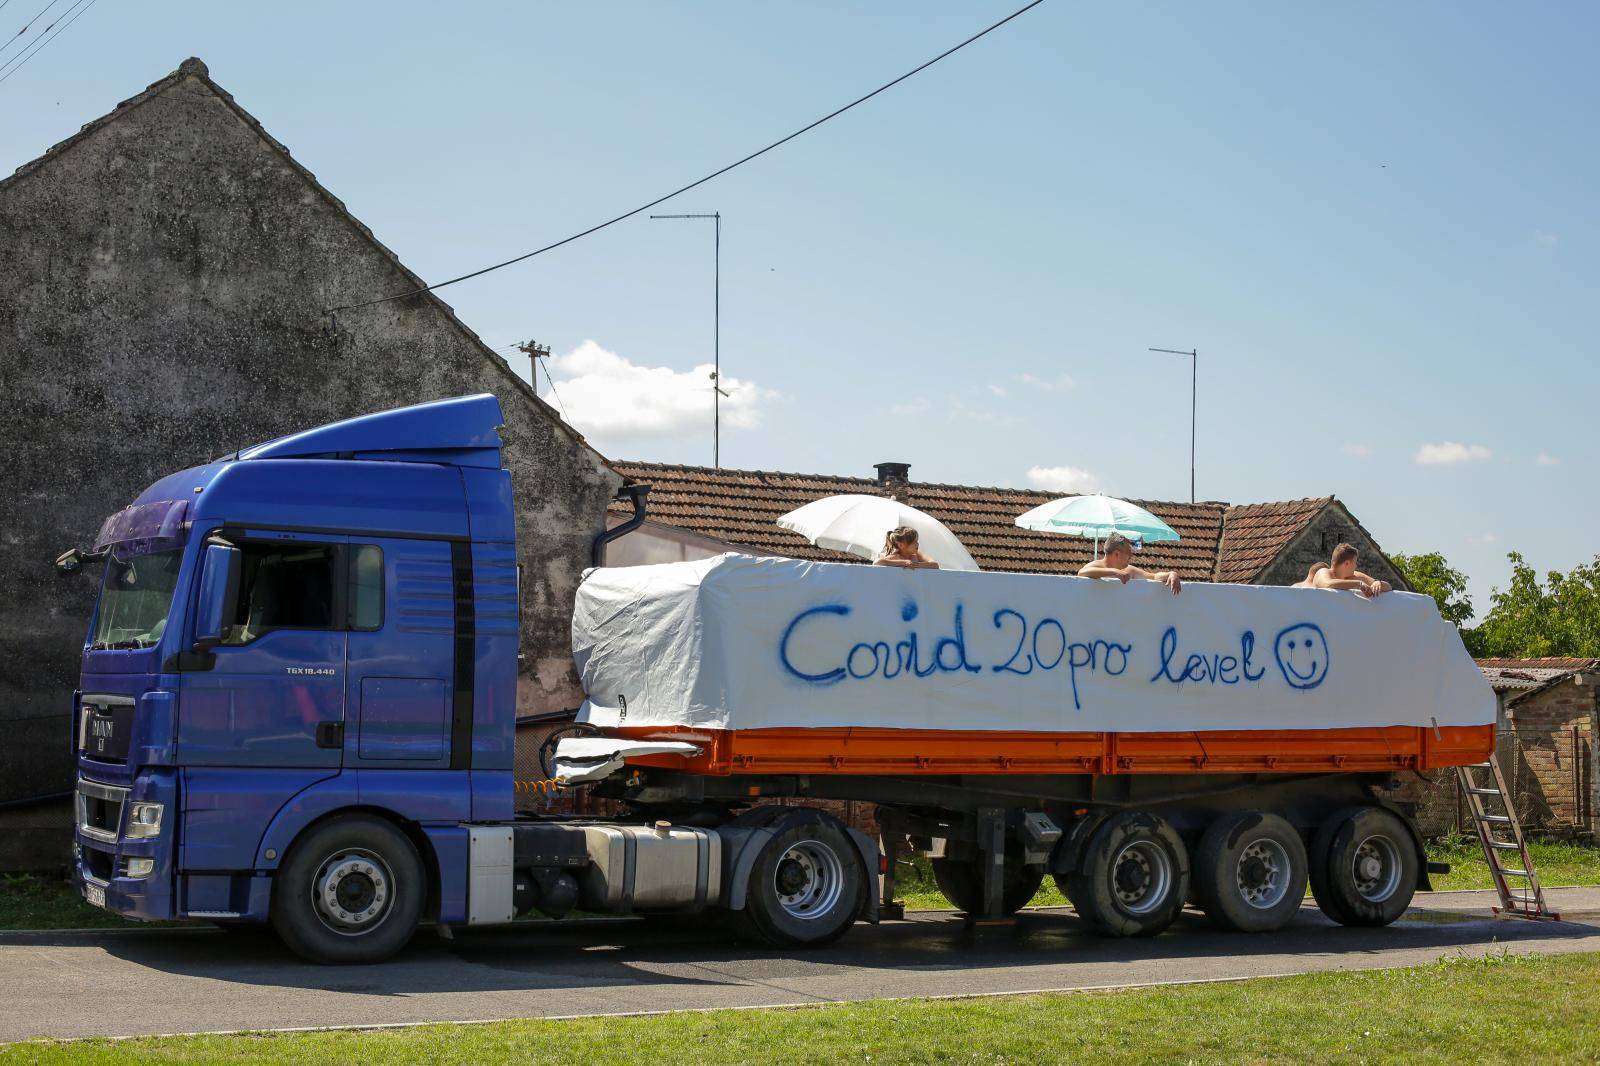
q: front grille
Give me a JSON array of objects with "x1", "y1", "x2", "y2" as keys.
[
  {"x1": 76, "y1": 780, "x2": 128, "y2": 843},
  {"x1": 79, "y1": 695, "x2": 135, "y2": 763}
]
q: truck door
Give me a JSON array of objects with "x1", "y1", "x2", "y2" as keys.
[
  {"x1": 178, "y1": 531, "x2": 348, "y2": 768},
  {"x1": 343, "y1": 537, "x2": 455, "y2": 768}
]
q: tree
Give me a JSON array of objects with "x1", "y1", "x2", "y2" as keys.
[
  {"x1": 1470, "y1": 553, "x2": 1600, "y2": 659},
  {"x1": 1391, "y1": 551, "x2": 1475, "y2": 628}
]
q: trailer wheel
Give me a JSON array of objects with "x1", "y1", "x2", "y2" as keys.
[
  {"x1": 270, "y1": 814, "x2": 425, "y2": 964},
  {"x1": 735, "y1": 811, "x2": 866, "y2": 948},
  {"x1": 1194, "y1": 811, "x2": 1308, "y2": 933},
  {"x1": 1066, "y1": 811, "x2": 1188, "y2": 937},
  {"x1": 1309, "y1": 806, "x2": 1418, "y2": 927},
  {"x1": 930, "y1": 851, "x2": 1044, "y2": 916}
]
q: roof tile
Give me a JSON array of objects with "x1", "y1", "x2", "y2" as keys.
[{"x1": 612, "y1": 462, "x2": 1341, "y2": 583}]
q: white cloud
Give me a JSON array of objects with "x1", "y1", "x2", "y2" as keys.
[
  {"x1": 1466, "y1": 533, "x2": 1500, "y2": 545},
  {"x1": 1019, "y1": 372, "x2": 1076, "y2": 392},
  {"x1": 542, "y1": 340, "x2": 776, "y2": 444},
  {"x1": 1537, "y1": 452, "x2": 1560, "y2": 466},
  {"x1": 1341, "y1": 443, "x2": 1372, "y2": 458},
  {"x1": 888, "y1": 397, "x2": 931, "y2": 417},
  {"x1": 986, "y1": 384, "x2": 1008, "y2": 398},
  {"x1": 1026, "y1": 464, "x2": 1100, "y2": 494},
  {"x1": 948, "y1": 398, "x2": 1020, "y2": 426},
  {"x1": 1534, "y1": 230, "x2": 1560, "y2": 246},
  {"x1": 1414, "y1": 441, "x2": 1492, "y2": 466}
]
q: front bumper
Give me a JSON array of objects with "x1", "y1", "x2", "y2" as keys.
[{"x1": 73, "y1": 771, "x2": 177, "y2": 922}]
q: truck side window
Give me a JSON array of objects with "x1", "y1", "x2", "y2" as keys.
[
  {"x1": 222, "y1": 543, "x2": 337, "y2": 645},
  {"x1": 349, "y1": 545, "x2": 384, "y2": 631}
]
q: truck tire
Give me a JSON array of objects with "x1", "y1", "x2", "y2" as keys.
[
  {"x1": 1308, "y1": 806, "x2": 1418, "y2": 928},
  {"x1": 1194, "y1": 811, "x2": 1308, "y2": 933},
  {"x1": 270, "y1": 814, "x2": 426, "y2": 964},
  {"x1": 930, "y1": 852, "x2": 1044, "y2": 916},
  {"x1": 734, "y1": 810, "x2": 866, "y2": 948},
  {"x1": 1065, "y1": 811, "x2": 1188, "y2": 937}
]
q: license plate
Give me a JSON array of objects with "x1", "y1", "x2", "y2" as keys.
[{"x1": 84, "y1": 883, "x2": 106, "y2": 909}]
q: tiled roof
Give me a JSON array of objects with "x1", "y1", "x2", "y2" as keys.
[
  {"x1": 1475, "y1": 658, "x2": 1600, "y2": 672},
  {"x1": 1475, "y1": 658, "x2": 1600, "y2": 696},
  {"x1": 611, "y1": 462, "x2": 1341, "y2": 583},
  {"x1": 1214, "y1": 498, "x2": 1335, "y2": 583}
]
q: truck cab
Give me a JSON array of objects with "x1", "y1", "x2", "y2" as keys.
[
  {"x1": 71, "y1": 395, "x2": 520, "y2": 946},
  {"x1": 68, "y1": 394, "x2": 877, "y2": 963}
]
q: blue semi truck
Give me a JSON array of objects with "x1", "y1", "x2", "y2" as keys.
[
  {"x1": 63, "y1": 394, "x2": 1466, "y2": 963},
  {"x1": 63, "y1": 394, "x2": 883, "y2": 963}
]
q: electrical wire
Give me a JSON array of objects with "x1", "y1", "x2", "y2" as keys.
[
  {"x1": 536, "y1": 352, "x2": 569, "y2": 420},
  {"x1": 0, "y1": 0, "x2": 97, "y2": 86},
  {"x1": 325, "y1": 0, "x2": 1046, "y2": 315},
  {"x1": 0, "y1": 0, "x2": 64, "y2": 62}
]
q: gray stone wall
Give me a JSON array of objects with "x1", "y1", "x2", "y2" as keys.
[
  {"x1": 1254, "y1": 503, "x2": 1409, "y2": 590},
  {"x1": 0, "y1": 62, "x2": 620, "y2": 808}
]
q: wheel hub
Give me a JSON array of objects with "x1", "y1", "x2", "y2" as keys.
[
  {"x1": 1110, "y1": 840, "x2": 1172, "y2": 916},
  {"x1": 776, "y1": 857, "x2": 808, "y2": 896},
  {"x1": 1351, "y1": 834, "x2": 1402, "y2": 903},
  {"x1": 313, "y1": 850, "x2": 392, "y2": 934},
  {"x1": 772, "y1": 841, "x2": 845, "y2": 921},
  {"x1": 1235, "y1": 838, "x2": 1290, "y2": 909}
]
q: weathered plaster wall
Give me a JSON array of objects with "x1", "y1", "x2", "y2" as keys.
[
  {"x1": 1254, "y1": 503, "x2": 1409, "y2": 590},
  {"x1": 0, "y1": 62, "x2": 620, "y2": 807}
]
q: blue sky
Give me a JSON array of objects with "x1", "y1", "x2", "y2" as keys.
[{"x1": 4, "y1": 2, "x2": 1595, "y2": 616}]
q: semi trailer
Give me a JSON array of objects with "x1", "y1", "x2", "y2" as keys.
[{"x1": 62, "y1": 394, "x2": 1497, "y2": 963}]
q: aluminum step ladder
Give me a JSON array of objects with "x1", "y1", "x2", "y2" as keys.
[{"x1": 1456, "y1": 755, "x2": 1559, "y2": 920}]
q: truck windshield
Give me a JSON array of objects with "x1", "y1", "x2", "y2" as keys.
[{"x1": 90, "y1": 549, "x2": 182, "y2": 650}]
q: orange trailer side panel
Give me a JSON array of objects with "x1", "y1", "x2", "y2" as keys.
[{"x1": 608, "y1": 724, "x2": 1494, "y2": 777}]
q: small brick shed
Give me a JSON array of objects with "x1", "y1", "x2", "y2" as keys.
[{"x1": 1408, "y1": 659, "x2": 1600, "y2": 839}]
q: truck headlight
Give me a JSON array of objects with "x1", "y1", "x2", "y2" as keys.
[
  {"x1": 124, "y1": 857, "x2": 155, "y2": 878},
  {"x1": 126, "y1": 802, "x2": 163, "y2": 839}
]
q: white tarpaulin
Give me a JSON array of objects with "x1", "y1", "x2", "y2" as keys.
[
  {"x1": 552, "y1": 737, "x2": 704, "y2": 784},
  {"x1": 572, "y1": 554, "x2": 1495, "y2": 734}
]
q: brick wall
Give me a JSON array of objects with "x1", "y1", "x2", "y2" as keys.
[{"x1": 1503, "y1": 679, "x2": 1597, "y2": 834}]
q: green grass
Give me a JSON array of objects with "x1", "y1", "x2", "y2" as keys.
[
  {"x1": 0, "y1": 874, "x2": 196, "y2": 931},
  {"x1": 895, "y1": 839, "x2": 1600, "y2": 911},
  {"x1": 7, "y1": 949, "x2": 1600, "y2": 1062},
  {"x1": 1425, "y1": 837, "x2": 1600, "y2": 892}
]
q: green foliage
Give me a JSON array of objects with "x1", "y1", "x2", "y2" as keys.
[
  {"x1": 1471, "y1": 552, "x2": 1600, "y2": 658},
  {"x1": 1392, "y1": 551, "x2": 1475, "y2": 628}
]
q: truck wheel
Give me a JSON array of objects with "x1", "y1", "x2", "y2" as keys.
[
  {"x1": 1066, "y1": 811, "x2": 1188, "y2": 937},
  {"x1": 1308, "y1": 806, "x2": 1418, "y2": 927},
  {"x1": 735, "y1": 811, "x2": 866, "y2": 948},
  {"x1": 270, "y1": 815, "x2": 425, "y2": 964},
  {"x1": 1194, "y1": 811, "x2": 1308, "y2": 933},
  {"x1": 931, "y1": 851, "x2": 1044, "y2": 915}
]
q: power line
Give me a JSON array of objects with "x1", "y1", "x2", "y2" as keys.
[
  {"x1": 325, "y1": 0, "x2": 1047, "y2": 316},
  {"x1": 517, "y1": 340, "x2": 569, "y2": 420},
  {"x1": 0, "y1": 0, "x2": 97, "y2": 86},
  {"x1": 0, "y1": 0, "x2": 65, "y2": 62}
]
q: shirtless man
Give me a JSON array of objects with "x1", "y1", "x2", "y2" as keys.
[
  {"x1": 1310, "y1": 543, "x2": 1392, "y2": 597},
  {"x1": 1077, "y1": 533, "x2": 1181, "y2": 595}
]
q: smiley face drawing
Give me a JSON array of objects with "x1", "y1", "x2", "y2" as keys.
[{"x1": 1273, "y1": 623, "x2": 1330, "y2": 690}]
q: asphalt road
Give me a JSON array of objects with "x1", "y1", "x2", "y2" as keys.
[{"x1": 5, "y1": 888, "x2": 1600, "y2": 1043}]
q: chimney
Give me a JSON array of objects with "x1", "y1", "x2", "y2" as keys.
[{"x1": 874, "y1": 461, "x2": 911, "y2": 499}]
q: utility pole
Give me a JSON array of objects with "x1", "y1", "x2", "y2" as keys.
[
  {"x1": 1149, "y1": 347, "x2": 1198, "y2": 503},
  {"x1": 651, "y1": 212, "x2": 725, "y2": 467}
]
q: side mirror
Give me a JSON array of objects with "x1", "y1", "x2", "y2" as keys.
[
  {"x1": 55, "y1": 548, "x2": 84, "y2": 575},
  {"x1": 194, "y1": 543, "x2": 241, "y2": 648}
]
